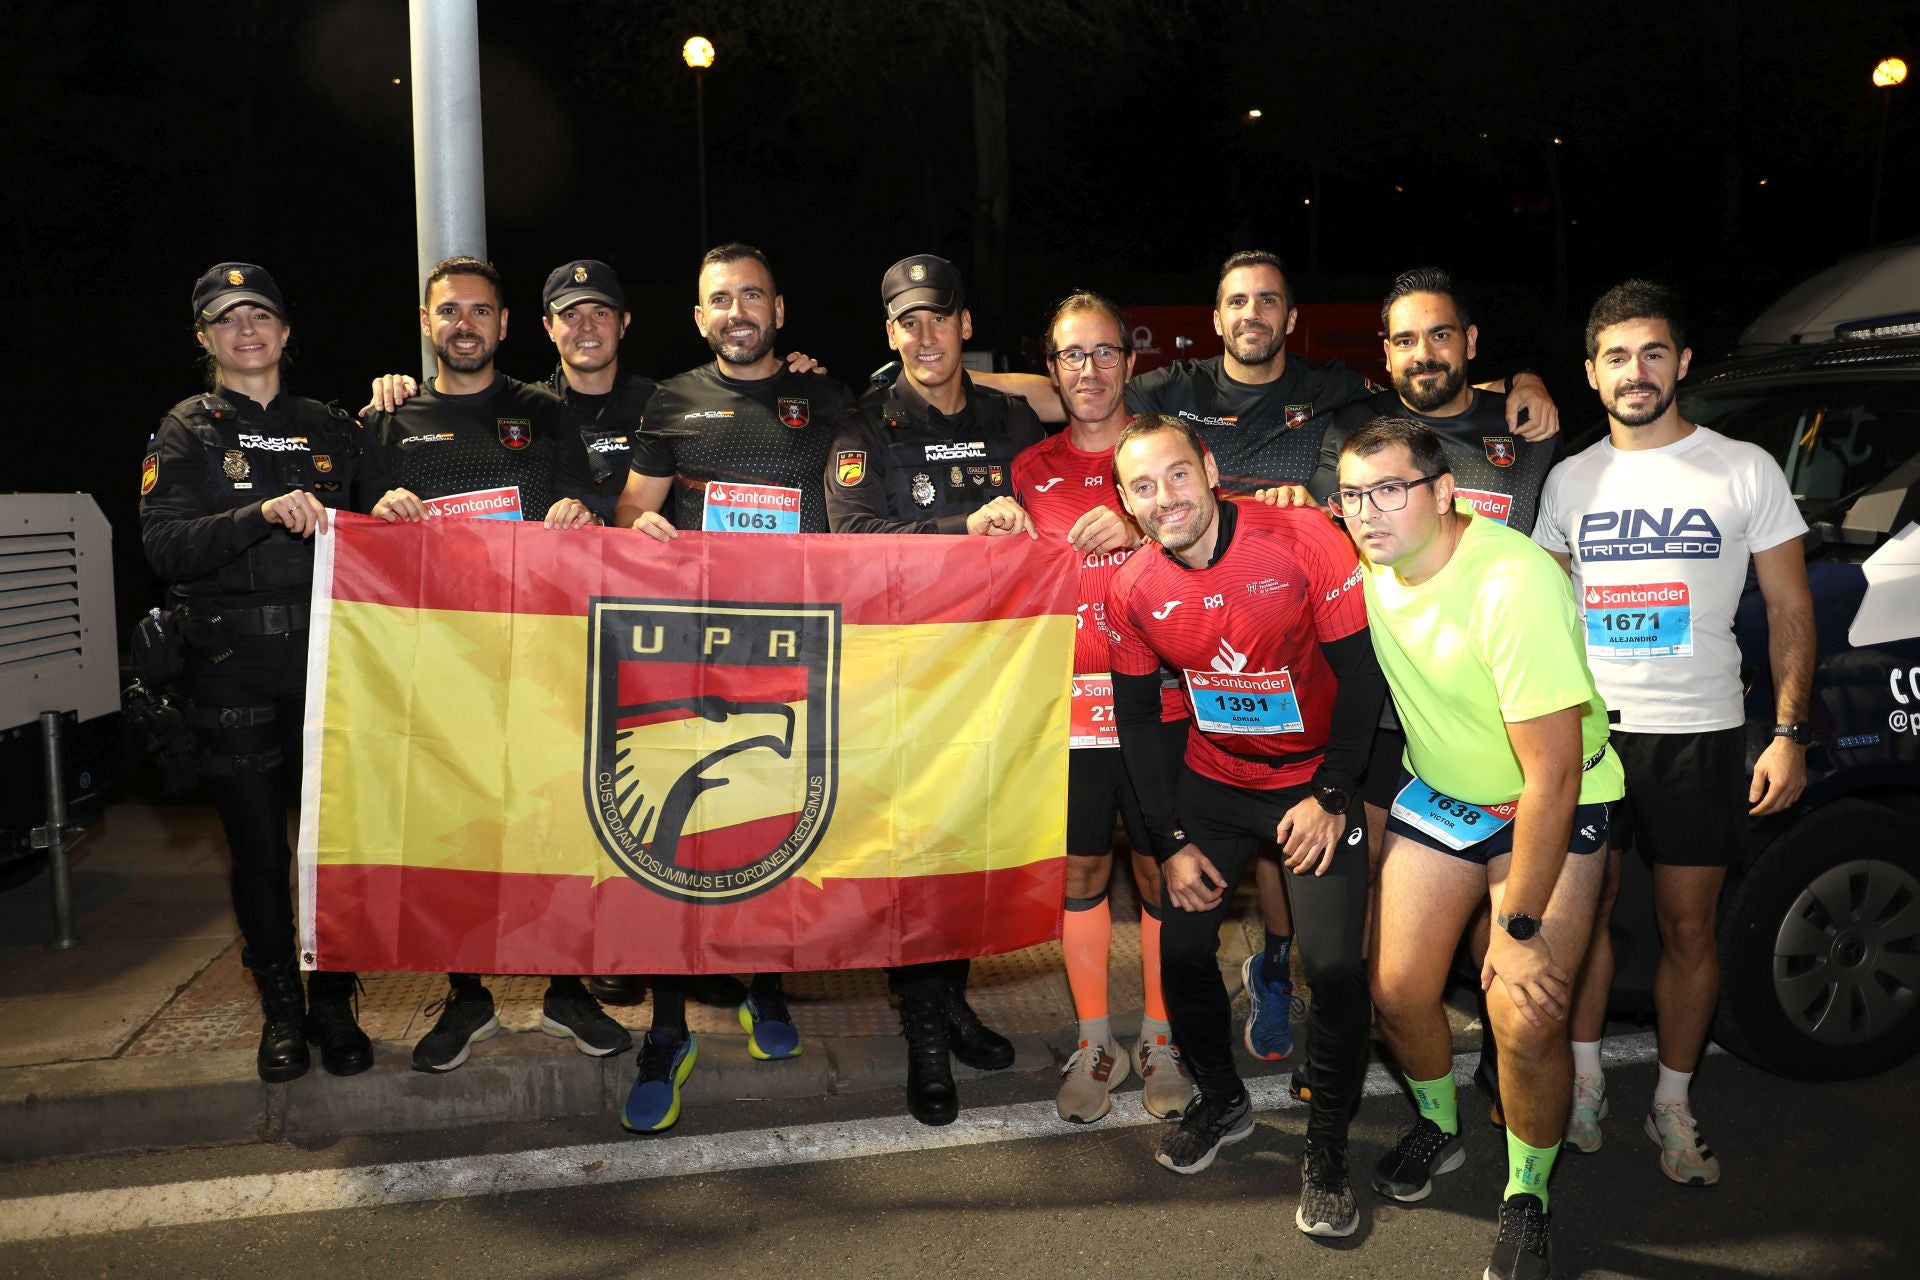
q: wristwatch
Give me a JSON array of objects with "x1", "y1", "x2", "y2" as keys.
[
  {"x1": 1313, "y1": 785, "x2": 1352, "y2": 815},
  {"x1": 1772, "y1": 722, "x2": 1813, "y2": 745},
  {"x1": 1495, "y1": 910, "x2": 1540, "y2": 942}
]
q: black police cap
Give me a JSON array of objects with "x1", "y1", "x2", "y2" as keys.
[
  {"x1": 192, "y1": 263, "x2": 284, "y2": 322},
  {"x1": 882, "y1": 254, "x2": 964, "y2": 321},
  {"x1": 544, "y1": 260, "x2": 626, "y2": 313}
]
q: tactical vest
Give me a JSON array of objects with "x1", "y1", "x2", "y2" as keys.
[
  {"x1": 869, "y1": 386, "x2": 1021, "y2": 521},
  {"x1": 167, "y1": 393, "x2": 358, "y2": 594}
]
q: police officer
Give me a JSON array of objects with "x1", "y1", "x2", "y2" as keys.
[
  {"x1": 140, "y1": 262, "x2": 372, "y2": 1084},
  {"x1": 825, "y1": 254, "x2": 1036, "y2": 1125},
  {"x1": 541, "y1": 259, "x2": 657, "y2": 525}
]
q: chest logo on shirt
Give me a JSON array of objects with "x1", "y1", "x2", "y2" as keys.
[
  {"x1": 1483, "y1": 437, "x2": 1516, "y2": 467},
  {"x1": 585, "y1": 599, "x2": 841, "y2": 905},
  {"x1": 222, "y1": 450, "x2": 250, "y2": 481},
  {"x1": 1150, "y1": 599, "x2": 1182, "y2": 620},
  {"x1": 1034, "y1": 477, "x2": 1065, "y2": 492},
  {"x1": 140, "y1": 453, "x2": 158, "y2": 495},
  {"x1": 1211, "y1": 636, "x2": 1249, "y2": 672},
  {"x1": 313, "y1": 454, "x2": 334, "y2": 474},
  {"x1": 397, "y1": 432, "x2": 457, "y2": 446},
  {"x1": 911, "y1": 473, "x2": 937, "y2": 507},
  {"x1": 924, "y1": 441, "x2": 986, "y2": 461},
  {"x1": 498, "y1": 418, "x2": 533, "y2": 450},
  {"x1": 835, "y1": 450, "x2": 866, "y2": 486},
  {"x1": 236, "y1": 433, "x2": 310, "y2": 453},
  {"x1": 1576, "y1": 508, "x2": 1723, "y2": 561},
  {"x1": 778, "y1": 397, "x2": 810, "y2": 428},
  {"x1": 1284, "y1": 404, "x2": 1312, "y2": 429}
]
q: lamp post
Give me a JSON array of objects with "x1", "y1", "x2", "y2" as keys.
[
  {"x1": 684, "y1": 36, "x2": 715, "y2": 251},
  {"x1": 1870, "y1": 56, "x2": 1907, "y2": 246}
]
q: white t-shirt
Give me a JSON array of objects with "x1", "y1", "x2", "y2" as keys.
[{"x1": 1534, "y1": 425, "x2": 1807, "y2": 732}]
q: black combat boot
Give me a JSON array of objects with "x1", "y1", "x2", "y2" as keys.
[
  {"x1": 250, "y1": 957, "x2": 310, "y2": 1084},
  {"x1": 587, "y1": 975, "x2": 646, "y2": 1005},
  {"x1": 900, "y1": 995, "x2": 958, "y2": 1126},
  {"x1": 306, "y1": 971, "x2": 375, "y2": 1077},
  {"x1": 941, "y1": 985, "x2": 1015, "y2": 1071}
]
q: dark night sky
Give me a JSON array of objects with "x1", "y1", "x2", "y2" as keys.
[{"x1": 3, "y1": 0, "x2": 1914, "y2": 632}]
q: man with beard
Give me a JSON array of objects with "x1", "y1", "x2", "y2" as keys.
[
  {"x1": 825, "y1": 254, "x2": 1036, "y2": 1127},
  {"x1": 1104, "y1": 415, "x2": 1380, "y2": 1240},
  {"x1": 1534, "y1": 281, "x2": 1812, "y2": 1186},
  {"x1": 1010, "y1": 292, "x2": 1193, "y2": 1124},
  {"x1": 358, "y1": 255, "x2": 631, "y2": 1073},
  {"x1": 608, "y1": 242, "x2": 850, "y2": 1135}
]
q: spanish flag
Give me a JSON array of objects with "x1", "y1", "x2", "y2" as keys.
[{"x1": 297, "y1": 514, "x2": 1076, "y2": 974}]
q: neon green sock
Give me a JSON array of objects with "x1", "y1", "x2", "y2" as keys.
[
  {"x1": 1407, "y1": 1071, "x2": 1458, "y2": 1135},
  {"x1": 1504, "y1": 1131, "x2": 1560, "y2": 1210}
]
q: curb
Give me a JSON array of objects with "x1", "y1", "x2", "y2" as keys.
[{"x1": 2, "y1": 1029, "x2": 1073, "y2": 1164}]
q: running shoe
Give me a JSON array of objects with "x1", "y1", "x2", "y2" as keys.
[
  {"x1": 1565, "y1": 1073, "x2": 1607, "y2": 1154},
  {"x1": 1645, "y1": 1100, "x2": 1721, "y2": 1185},
  {"x1": 541, "y1": 984, "x2": 634, "y2": 1057},
  {"x1": 1484, "y1": 1192, "x2": 1552, "y2": 1280},
  {"x1": 1154, "y1": 1090, "x2": 1253, "y2": 1174},
  {"x1": 738, "y1": 990, "x2": 803, "y2": 1060},
  {"x1": 1239, "y1": 953, "x2": 1294, "y2": 1061},
  {"x1": 1056, "y1": 1035, "x2": 1128, "y2": 1124},
  {"x1": 622, "y1": 1031, "x2": 698, "y2": 1134},
  {"x1": 1134, "y1": 1035, "x2": 1193, "y2": 1120},
  {"x1": 411, "y1": 985, "x2": 501, "y2": 1073},
  {"x1": 1372, "y1": 1115, "x2": 1466, "y2": 1202},
  {"x1": 1296, "y1": 1141, "x2": 1358, "y2": 1238}
]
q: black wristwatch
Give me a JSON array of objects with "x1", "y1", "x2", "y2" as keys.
[
  {"x1": 1496, "y1": 911, "x2": 1540, "y2": 942},
  {"x1": 1313, "y1": 785, "x2": 1351, "y2": 815},
  {"x1": 1772, "y1": 722, "x2": 1813, "y2": 746}
]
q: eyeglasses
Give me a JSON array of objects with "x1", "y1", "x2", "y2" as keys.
[
  {"x1": 1328, "y1": 474, "x2": 1443, "y2": 517},
  {"x1": 1051, "y1": 345, "x2": 1126, "y2": 371}
]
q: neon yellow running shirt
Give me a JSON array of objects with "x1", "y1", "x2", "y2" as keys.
[{"x1": 1362, "y1": 507, "x2": 1624, "y2": 807}]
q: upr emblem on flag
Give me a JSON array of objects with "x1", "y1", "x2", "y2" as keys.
[{"x1": 585, "y1": 599, "x2": 841, "y2": 903}]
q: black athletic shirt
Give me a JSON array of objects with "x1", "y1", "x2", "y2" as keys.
[
  {"x1": 357, "y1": 374, "x2": 595, "y2": 518},
  {"x1": 1124, "y1": 355, "x2": 1377, "y2": 492},
  {"x1": 630, "y1": 364, "x2": 853, "y2": 533},
  {"x1": 1310, "y1": 388, "x2": 1559, "y2": 536},
  {"x1": 547, "y1": 365, "x2": 658, "y2": 521}
]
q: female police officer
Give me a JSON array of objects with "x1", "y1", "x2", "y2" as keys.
[{"x1": 140, "y1": 263, "x2": 371, "y2": 1082}]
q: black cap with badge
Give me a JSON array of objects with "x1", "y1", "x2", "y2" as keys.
[
  {"x1": 544, "y1": 259, "x2": 626, "y2": 313},
  {"x1": 192, "y1": 262, "x2": 285, "y2": 322},
  {"x1": 882, "y1": 254, "x2": 964, "y2": 320}
]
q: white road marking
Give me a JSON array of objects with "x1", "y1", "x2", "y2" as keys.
[{"x1": 0, "y1": 1031, "x2": 1665, "y2": 1243}]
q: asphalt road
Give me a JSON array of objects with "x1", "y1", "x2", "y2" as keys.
[{"x1": 4, "y1": 1043, "x2": 1913, "y2": 1279}]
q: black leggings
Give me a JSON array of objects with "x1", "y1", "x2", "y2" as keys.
[
  {"x1": 182, "y1": 631, "x2": 308, "y2": 969},
  {"x1": 1165, "y1": 770, "x2": 1371, "y2": 1150}
]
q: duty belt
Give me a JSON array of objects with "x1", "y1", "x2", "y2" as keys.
[{"x1": 227, "y1": 603, "x2": 309, "y2": 635}]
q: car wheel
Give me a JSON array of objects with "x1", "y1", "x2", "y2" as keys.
[{"x1": 1715, "y1": 798, "x2": 1920, "y2": 1082}]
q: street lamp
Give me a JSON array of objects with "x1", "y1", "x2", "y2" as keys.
[
  {"x1": 1869, "y1": 56, "x2": 1907, "y2": 246},
  {"x1": 683, "y1": 36, "x2": 716, "y2": 250}
]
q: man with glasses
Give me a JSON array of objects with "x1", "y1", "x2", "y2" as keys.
[
  {"x1": 1011, "y1": 293, "x2": 1193, "y2": 1125},
  {"x1": 1339, "y1": 418, "x2": 1622, "y2": 1280},
  {"x1": 1106, "y1": 415, "x2": 1381, "y2": 1241}
]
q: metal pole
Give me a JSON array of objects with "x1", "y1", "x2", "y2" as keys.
[
  {"x1": 1869, "y1": 89, "x2": 1891, "y2": 247},
  {"x1": 39, "y1": 712, "x2": 78, "y2": 950},
  {"x1": 695, "y1": 68, "x2": 708, "y2": 252},
  {"x1": 408, "y1": 0, "x2": 488, "y2": 380}
]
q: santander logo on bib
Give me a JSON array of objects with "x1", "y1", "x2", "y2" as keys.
[{"x1": 1584, "y1": 582, "x2": 1689, "y2": 609}]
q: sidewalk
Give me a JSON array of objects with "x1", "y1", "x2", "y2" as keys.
[{"x1": 1, "y1": 804, "x2": 1293, "y2": 1163}]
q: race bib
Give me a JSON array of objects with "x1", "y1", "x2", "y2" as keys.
[
  {"x1": 1454, "y1": 488, "x2": 1513, "y2": 525},
  {"x1": 1583, "y1": 582, "x2": 1693, "y2": 658},
  {"x1": 703, "y1": 481, "x2": 802, "y2": 534},
  {"x1": 1390, "y1": 776, "x2": 1518, "y2": 852},
  {"x1": 1070, "y1": 674, "x2": 1118, "y2": 749},
  {"x1": 1184, "y1": 668, "x2": 1304, "y2": 735},
  {"x1": 423, "y1": 486, "x2": 522, "y2": 520}
]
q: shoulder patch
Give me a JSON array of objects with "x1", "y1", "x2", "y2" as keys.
[
  {"x1": 835, "y1": 450, "x2": 866, "y2": 487},
  {"x1": 140, "y1": 453, "x2": 158, "y2": 496}
]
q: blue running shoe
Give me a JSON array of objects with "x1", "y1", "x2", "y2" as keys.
[
  {"x1": 622, "y1": 1031, "x2": 697, "y2": 1134},
  {"x1": 738, "y1": 991, "x2": 803, "y2": 1060},
  {"x1": 1241, "y1": 953, "x2": 1294, "y2": 1062}
]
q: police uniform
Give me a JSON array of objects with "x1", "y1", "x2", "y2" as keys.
[
  {"x1": 824, "y1": 254, "x2": 1029, "y2": 1126},
  {"x1": 138, "y1": 262, "x2": 371, "y2": 1083}
]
